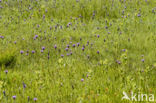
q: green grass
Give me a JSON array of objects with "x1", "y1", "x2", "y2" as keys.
[{"x1": 0, "y1": 0, "x2": 156, "y2": 102}]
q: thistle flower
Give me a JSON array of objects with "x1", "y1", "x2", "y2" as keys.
[
  {"x1": 54, "y1": 45, "x2": 57, "y2": 49},
  {"x1": 61, "y1": 54, "x2": 64, "y2": 57},
  {"x1": 42, "y1": 46, "x2": 45, "y2": 50},
  {"x1": 14, "y1": 41, "x2": 16, "y2": 44},
  {"x1": 82, "y1": 47, "x2": 85, "y2": 51},
  {"x1": 32, "y1": 50, "x2": 35, "y2": 54},
  {"x1": 23, "y1": 83, "x2": 26, "y2": 88},
  {"x1": 72, "y1": 44, "x2": 75, "y2": 47},
  {"x1": 65, "y1": 48, "x2": 69, "y2": 51},
  {"x1": 77, "y1": 43, "x2": 80, "y2": 46},
  {"x1": 20, "y1": 50, "x2": 24, "y2": 54},
  {"x1": 5, "y1": 70, "x2": 8, "y2": 74},
  {"x1": 97, "y1": 35, "x2": 100, "y2": 38},
  {"x1": 3, "y1": 91, "x2": 5, "y2": 96},
  {"x1": 81, "y1": 79, "x2": 84, "y2": 82},
  {"x1": 141, "y1": 59, "x2": 145, "y2": 62},
  {"x1": 67, "y1": 45, "x2": 70, "y2": 48},
  {"x1": 41, "y1": 50, "x2": 43, "y2": 53},
  {"x1": 12, "y1": 96, "x2": 16, "y2": 100},
  {"x1": 97, "y1": 51, "x2": 99, "y2": 54},
  {"x1": 34, "y1": 98, "x2": 37, "y2": 101}
]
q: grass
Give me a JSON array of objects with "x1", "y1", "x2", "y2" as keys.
[{"x1": 0, "y1": 0, "x2": 156, "y2": 102}]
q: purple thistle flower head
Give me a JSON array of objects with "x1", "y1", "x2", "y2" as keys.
[
  {"x1": 97, "y1": 35, "x2": 100, "y2": 38},
  {"x1": 23, "y1": 83, "x2": 26, "y2": 88},
  {"x1": 61, "y1": 54, "x2": 64, "y2": 57},
  {"x1": 67, "y1": 53, "x2": 70, "y2": 56},
  {"x1": 42, "y1": 46, "x2": 45, "y2": 50},
  {"x1": 141, "y1": 59, "x2": 145, "y2": 62},
  {"x1": 67, "y1": 45, "x2": 70, "y2": 48},
  {"x1": 54, "y1": 45, "x2": 57, "y2": 49},
  {"x1": 3, "y1": 91, "x2": 5, "y2": 96},
  {"x1": 26, "y1": 53, "x2": 29, "y2": 56},
  {"x1": 20, "y1": 50, "x2": 24, "y2": 54},
  {"x1": 82, "y1": 47, "x2": 85, "y2": 51},
  {"x1": 14, "y1": 41, "x2": 17, "y2": 44},
  {"x1": 65, "y1": 48, "x2": 68, "y2": 51},
  {"x1": 5, "y1": 70, "x2": 8, "y2": 74},
  {"x1": 72, "y1": 44, "x2": 75, "y2": 47},
  {"x1": 32, "y1": 50, "x2": 35, "y2": 54},
  {"x1": 35, "y1": 35, "x2": 38, "y2": 38},
  {"x1": 70, "y1": 52, "x2": 72, "y2": 55},
  {"x1": 77, "y1": 43, "x2": 80, "y2": 46},
  {"x1": 81, "y1": 79, "x2": 84, "y2": 82},
  {"x1": 12, "y1": 96, "x2": 16, "y2": 100},
  {"x1": 34, "y1": 98, "x2": 37, "y2": 101},
  {"x1": 137, "y1": 13, "x2": 141, "y2": 17},
  {"x1": 97, "y1": 51, "x2": 99, "y2": 54},
  {"x1": 41, "y1": 50, "x2": 43, "y2": 53}
]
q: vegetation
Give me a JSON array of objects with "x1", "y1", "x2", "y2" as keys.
[{"x1": 0, "y1": 0, "x2": 156, "y2": 102}]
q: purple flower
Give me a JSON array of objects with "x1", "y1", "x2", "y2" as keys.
[
  {"x1": 3, "y1": 91, "x2": 5, "y2": 96},
  {"x1": 5, "y1": 70, "x2": 8, "y2": 74},
  {"x1": 141, "y1": 59, "x2": 145, "y2": 62},
  {"x1": 67, "y1": 53, "x2": 70, "y2": 56},
  {"x1": 97, "y1": 35, "x2": 100, "y2": 38},
  {"x1": 34, "y1": 98, "x2": 37, "y2": 101},
  {"x1": 81, "y1": 79, "x2": 84, "y2": 82},
  {"x1": 70, "y1": 52, "x2": 72, "y2": 55},
  {"x1": 77, "y1": 43, "x2": 80, "y2": 46},
  {"x1": 41, "y1": 50, "x2": 44, "y2": 53},
  {"x1": 23, "y1": 83, "x2": 26, "y2": 88},
  {"x1": 82, "y1": 47, "x2": 85, "y2": 51},
  {"x1": 116, "y1": 60, "x2": 121, "y2": 64},
  {"x1": 67, "y1": 45, "x2": 70, "y2": 48},
  {"x1": 35, "y1": 35, "x2": 38, "y2": 38},
  {"x1": 14, "y1": 41, "x2": 16, "y2": 44},
  {"x1": 65, "y1": 48, "x2": 69, "y2": 51},
  {"x1": 72, "y1": 44, "x2": 75, "y2": 47},
  {"x1": 137, "y1": 13, "x2": 141, "y2": 17},
  {"x1": 12, "y1": 96, "x2": 16, "y2": 100},
  {"x1": 54, "y1": 45, "x2": 57, "y2": 49},
  {"x1": 20, "y1": 50, "x2": 24, "y2": 54},
  {"x1": 32, "y1": 50, "x2": 35, "y2": 54},
  {"x1": 42, "y1": 46, "x2": 45, "y2": 50},
  {"x1": 61, "y1": 54, "x2": 64, "y2": 57},
  {"x1": 97, "y1": 51, "x2": 99, "y2": 54}
]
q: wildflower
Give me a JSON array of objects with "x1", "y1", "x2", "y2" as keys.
[
  {"x1": 67, "y1": 45, "x2": 70, "y2": 48},
  {"x1": 77, "y1": 43, "x2": 80, "y2": 46},
  {"x1": 42, "y1": 46, "x2": 45, "y2": 50},
  {"x1": 82, "y1": 47, "x2": 85, "y2": 51},
  {"x1": 14, "y1": 41, "x2": 16, "y2": 44},
  {"x1": 41, "y1": 50, "x2": 43, "y2": 53},
  {"x1": 61, "y1": 54, "x2": 64, "y2": 57},
  {"x1": 54, "y1": 45, "x2": 57, "y2": 49},
  {"x1": 81, "y1": 79, "x2": 84, "y2": 82},
  {"x1": 20, "y1": 50, "x2": 24, "y2": 54},
  {"x1": 73, "y1": 44, "x2": 75, "y2": 47},
  {"x1": 65, "y1": 48, "x2": 68, "y2": 51},
  {"x1": 32, "y1": 50, "x2": 35, "y2": 54},
  {"x1": 34, "y1": 98, "x2": 37, "y2": 102},
  {"x1": 3, "y1": 91, "x2": 5, "y2": 96},
  {"x1": 97, "y1": 35, "x2": 100, "y2": 38},
  {"x1": 12, "y1": 96, "x2": 16, "y2": 100},
  {"x1": 23, "y1": 83, "x2": 26, "y2": 88},
  {"x1": 141, "y1": 59, "x2": 145, "y2": 62},
  {"x1": 5, "y1": 70, "x2": 8, "y2": 74},
  {"x1": 97, "y1": 51, "x2": 100, "y2": 54}
]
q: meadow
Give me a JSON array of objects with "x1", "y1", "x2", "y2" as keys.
[{"x1": 0, "y1": 0, "x2": 156, "y2": 103}]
